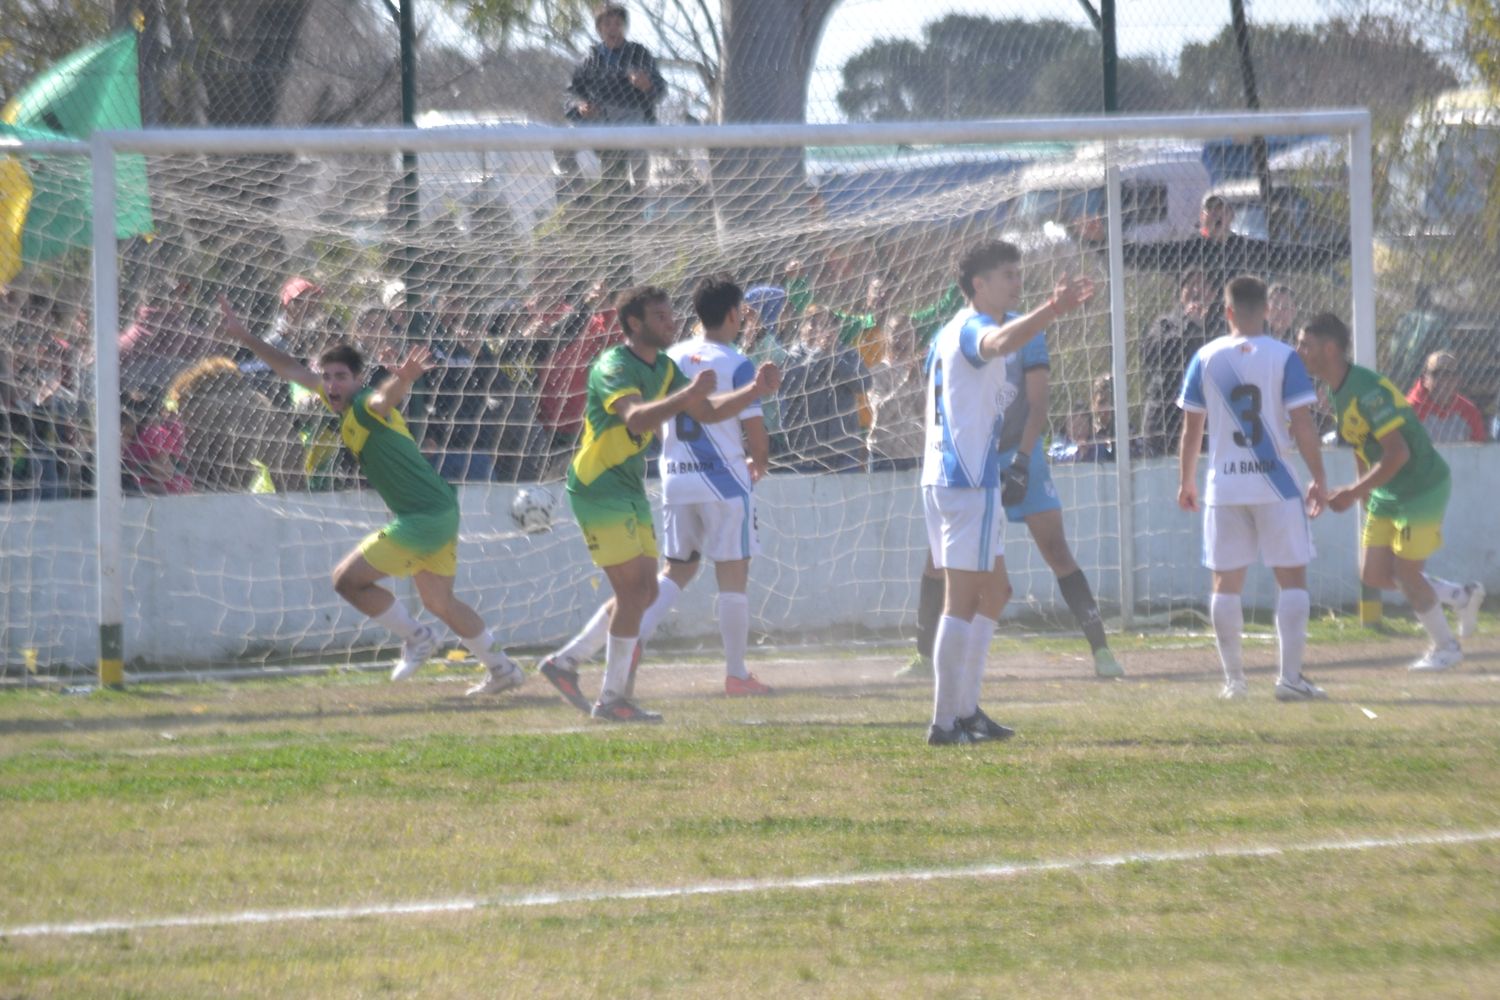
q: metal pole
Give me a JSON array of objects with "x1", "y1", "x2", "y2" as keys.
[
  {"x1": 1105, "y1": 161, "x2": 1135, "y2": 627},
  {"x1": 398, "y1": 0, "x2": 420, "y2": 331},
  {"x1": 1230, "y1": 0, "x2": 1272, "y2": 202},
  {"x1": 1101, "y1": 0, "x2": 1118, "y2": 113},
  {"x1": 1346, "y1": 119, "x2": 1380, "y2": 624},
  {"x1": 90, "y1": 134, "x2": 125, "y2": 689}
]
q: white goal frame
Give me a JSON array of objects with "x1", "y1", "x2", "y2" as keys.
[{"x1": 69, "y1": 109, "x2": 1373, "y2": 684}]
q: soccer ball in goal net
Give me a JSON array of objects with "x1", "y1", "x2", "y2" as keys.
[{"x1": 0, "y1": 112, "x2": 1376, "y2": 678}]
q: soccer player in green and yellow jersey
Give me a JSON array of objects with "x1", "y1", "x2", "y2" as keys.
[
  {"x1": 220, "y1": 296, "x2": 524, "y2": 695},
  {"x1": 544, "y1": 285, "x2": 779, "y2": 723},
  {"x1": 1296, "y1": 312, "x2": 1483, "y2": 672}
]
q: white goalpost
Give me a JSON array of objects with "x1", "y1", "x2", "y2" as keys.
[{"x1": 1, "y1": 109, "x2": 1376, "y2": 683}]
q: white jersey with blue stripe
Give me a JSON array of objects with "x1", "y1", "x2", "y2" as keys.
[
  {"x1": 1177, "y1": 332, "x2": 1317, "y2": 506},
  {"x1": 920, "y1": 307, "x2": 1021, "y2": 489},
  {"x1": 660, "y1": 338, "x2": 762, "y2": 504}
]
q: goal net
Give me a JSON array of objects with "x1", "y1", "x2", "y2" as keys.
[{"x1": 0, "y1": 111, "x2": 1373, "y2": 678}]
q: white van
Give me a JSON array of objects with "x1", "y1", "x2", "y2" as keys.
[
  {"x1": 999, "y1": 145, "x2": 1210, "y2": 253},
  {"x1": 402, "y1": 110, "x2": 599, "y2": 236}
]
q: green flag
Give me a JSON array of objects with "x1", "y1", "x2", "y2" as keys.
[{"x1": 0, "y1": 30, "x2": 154, "y2": 285}]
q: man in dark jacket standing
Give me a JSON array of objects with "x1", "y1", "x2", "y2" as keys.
[{"x1": 564, "y1": 4, "x2": 667, "y2": 198}]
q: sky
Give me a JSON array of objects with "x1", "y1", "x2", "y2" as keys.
[{"x1": 429, "y1": 0, "x2": 1424, "y2": 123}]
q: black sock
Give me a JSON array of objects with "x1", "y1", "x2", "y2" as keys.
[
  {"x1": 1058, "y1": 569, "x2": 1108, "y2": 653},
  {"x1": 916, "y1": 573, "x2": 944, "y2": 659}
]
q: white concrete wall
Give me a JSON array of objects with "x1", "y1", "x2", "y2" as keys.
[{"x1": 4, "y1": 444, "x2": 1497, "y2": 668}]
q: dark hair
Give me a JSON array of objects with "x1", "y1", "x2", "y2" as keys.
[
  {"x1": 1268, "y1": 283, "x2": 1293, "y2": 298},
  {"x1": 1202, "y1": 193, "x2": 1227, "y2": 211},
  {"x1": 692, "y1": 274, "x2": 744, "y2": 329},
  {"x1": 318, "y1": 341, "x2": 364, "y2": 376},
  {"x1": 1226, "y1": 274, "x2": 1267, "y2": 313},
  {"x1": 616, "y1": 285, "x2": 670, "y2": 337},
  {"x1": 595, "y1": 3, "x2": 627, "y2": 26},
  {"x1": 1300, "y1": 312, "x2": 1350, "y2": 352},
  {"x1": 957, "y1": 240, "x2": 1021, "y2": 298}
]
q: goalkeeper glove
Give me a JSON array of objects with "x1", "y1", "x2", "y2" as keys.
[{"x1": 1001, "y1": 453, "x2": 1030, "y2": 507}]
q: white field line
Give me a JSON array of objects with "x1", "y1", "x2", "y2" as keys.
[{"x1": 5, "y1": 827, "x2": 1497, "y2": 940}]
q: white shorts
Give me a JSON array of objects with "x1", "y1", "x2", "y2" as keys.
[
  {"x1": 661, "y1": 496, "x2": 760, "y2": 563},
  {"x1": 1203, "y1": 497, "x2": 1314, "y2": 571},
  {"x1": 923, "y1": 484, "x2": 1005, "y2": 573}
]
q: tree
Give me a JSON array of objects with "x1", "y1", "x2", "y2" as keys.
[
  {"x1": 1176, "y1": 16, "x2": 1457, "y2": 130},
  {"x1": 0, "y1": 1, "x2": 111, "y2": 103}
]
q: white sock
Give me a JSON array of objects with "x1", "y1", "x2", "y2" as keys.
[
  {"x1": 960, "y1": 614, "x2": 998, "y2": 718},
  {"x1": 1210, "y1": 593, "x2": 1245, "y2": 684},
  {"x1": 932, "y1": 615, "x2": 971, "y2": 730},
  {"x1": 557, "y1": 601, "x2": 612, "y2": 663},
  {"x1": 717, "y1": 591, "x2": 750, "y2": 680},
  {"x1": 1415, "y1": 602, "x2": 1456, "y2": 648},
  {"x1": 600, "y1": 633, "x2": 640, "y2": 703},
  {"x1": 639, "y1": 575, "x2": 683, "y2": 643},
  {"x1": 1275, "y1": 588, "x2": 1310, "y2": 685},
  {"x1": 461, "y1": 627, "x2": 508, "y2": 668},
  {"x1": 1424, "y1": 574, "x2": 1467, "y2": 608},
  {"x1": 373, "y1": 600, "x2": 423, "y2": 641}
]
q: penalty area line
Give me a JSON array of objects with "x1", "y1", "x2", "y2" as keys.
[{"x1": 4, "y1": 827, "x2": 1498, "y2": 940}]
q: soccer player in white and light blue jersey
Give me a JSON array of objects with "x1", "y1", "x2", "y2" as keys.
[
  {"x1": 1176, "y1": 275, "x2": 1329, "y2": 702},
  {"x1": 920, "y1": 240, "x2": 1094, "y2": 745}
]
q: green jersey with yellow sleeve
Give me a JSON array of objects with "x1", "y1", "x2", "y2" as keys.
[
  {"x1": 566, "y1": 345, "x2": 689, "y2": 504},
  {"x1": 1329, "y1": 363, "x2": 1448, "y2": 513}
]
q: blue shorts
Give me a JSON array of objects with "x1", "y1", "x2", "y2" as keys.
[{"x1": 998, "y1": 447, "x2": 1062, "y2": 522}]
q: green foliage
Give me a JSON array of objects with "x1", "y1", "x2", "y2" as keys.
[{"x1": 0, "y1": 0, "x2": 111, "y2": 103}]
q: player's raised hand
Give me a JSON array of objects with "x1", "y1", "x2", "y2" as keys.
[
  {"x1": 687, "y1": 368, "x2": 718, "y2": 399},
  {"x1": 1049, "y1": 274, "x2": 1096, "y2": 314},
  {"x1": 1178, "y1": 481, "x2": 1199, "y2": 513},
  {"x1": 394, "y1": 345, "x2": 437, "y2": 382},
  {"x1": 753, "y1": 361, "x2": 782, "y2": 396}
]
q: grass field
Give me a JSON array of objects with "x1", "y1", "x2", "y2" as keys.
[{"x1": 2, "y1": 623, "x2": 1498, "y2": 998}]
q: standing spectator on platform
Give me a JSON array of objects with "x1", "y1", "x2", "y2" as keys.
[
  {"x1": 866, "y1": 315, "x2": 925, "y2": 471},
  {"x1": 121, "y1": 390, "x2": 193, "y2": 496},
  {"x1": 1139, "y1": 268, "x2": 1213, "y2": 456},
  {"x1": 780, "y1": 305, "x2": 870, "y2": 472},
  {"x1": 563, "y1": 4, "x2": 666, "y2": 197},
  {"x1": 1051, "y1": 374, "x2": 1121, "y2": 464},
  {"x1": 119, "y1": 279, "x2": 217, "y2": 394},
  {"x1": 1407, "y1": 351, "x2": 1487, "y2": 443}
]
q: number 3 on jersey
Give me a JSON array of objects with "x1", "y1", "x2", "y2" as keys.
[{"x1": 1230, "y1": 384, "x2": 1263, "y2": 447}]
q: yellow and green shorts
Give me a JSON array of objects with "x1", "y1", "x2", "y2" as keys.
[
  {"x1": 359, "y1": 507, "x2": 460, "y2": 578},
  {"x1": 569, "y1": 490, "x2": 658, "y2": 569},
  {"x1": 1362, "y1": 477, "x2": 1450, "y2": 562}
]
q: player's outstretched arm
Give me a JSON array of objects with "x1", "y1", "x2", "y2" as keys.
[
  {"x1": 218, "y1": 295, "x2": 320, "y2": 393},
  {"x1": 1288, "y1": 405, "x2": 1328, "y2": 517},
  {"x1": 686, "y1": 362, "x2": 782, "y2": 425},
  {"x1": 617, "y1": 369, "x2": 718, "y2": 436},
  {"x1": 1177, "y1": 409, "x2": 1207, "y2": 512},
  {"x1": 979, "y1": 274, "x2": 1094, "y2": 361},
  {"x1": 368, "y1": 346, "x2": 436, "y2": 418},
  {"x1": 1327, "y1": 428, "x2": 1409, "y2": 513}
]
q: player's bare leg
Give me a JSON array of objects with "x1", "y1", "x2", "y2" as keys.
[
  {"x1": 408, "y1": 571, "x2": 522, "y2": 695},
  {"x1": 333, "y1": 550, "x2": 437, "y2": 683},
  {"x1": 1024, "y1": 509, "x2": 1122, "y2": 678},
  {"x1": 931, "y1": 563, "x2": 1014, "y2": 744}
]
